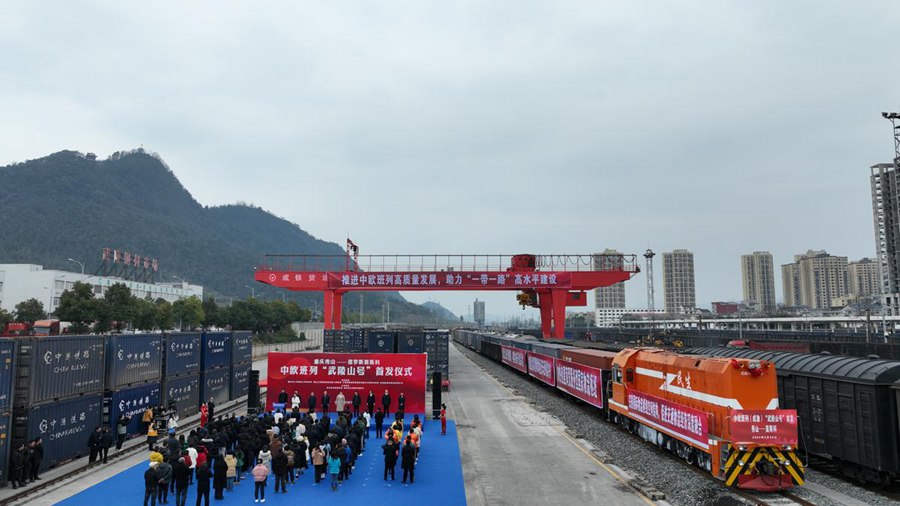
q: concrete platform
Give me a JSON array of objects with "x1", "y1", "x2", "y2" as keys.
[{"x1": 446, "y1": 343, "x2": 655, "y2": 506}]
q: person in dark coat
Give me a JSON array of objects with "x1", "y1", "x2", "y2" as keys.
[
  {"x1": 207, "y1": 399, "x2": 216, "y2": 423},
  {"x1": 157, "y1": 459, "x2": 173, "y2": 504},
  {"x1": 397, "y1": 393, "x2": 406, "y2": 414},
  {"x1": 100, "y1": 427, "x2": 114, "y2": 463},
  {"x1": 321, "y1": 391, "x2": 330, "y2": 417},
  {"x1": 401, "y1": 437, "x2": 416, "y2": 484},
  {"x1": 382, "y1": 437, "x2": 397, "y2": 481},
  {"x1": 116, "y1": 414, "x2": 131, "y2": 450},
  {"x1": 195, "y1": 462, "x2": 211, "y2": 506},
  {"x1": 277, "y1": 389, "x2": 288, "y2": 406},
  {"x1": 212, "y1": 457, "x2": 227, "y2": 500},
  {"x1": 351, "y1": 391, "x2": 361, "y2": 418},
  {"x1": 173, "y1": 458, "x2": 190, "y2": 506},
  {"x1": 144, "y1": 462, "x2": 160, "y2": 506},
  {"x1": 305, "y1": 391, "x2": 315, "y2": 414},
  {"x1": 88, "y1": 426, "x2": 103, "y2": 463},
  {"x1": 374, "y1": 408, "x2": 385, "y2": 440},
  {"x1": 272, "y1": 448, "x2": 288, "y2": 493},
  {"x1": 381, "y1": 390, "x2": 391, "y2": 417},
  {"x1": 366, "y1": 390, "x2": 375, "y2": 416},
  {"x1": 30, "y1": 438, "x2": 43, "y2": 481},
  {"x1": 10, "y1": 444, "x2": 25, "y2": 489}
]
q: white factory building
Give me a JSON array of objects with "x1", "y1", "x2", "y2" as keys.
[
  {"x1": 0, "y1": 264, "x2": 203, "y2": 314},
  {"x1": 595, "y1": 307, "x2": 666, "y2": 327}
]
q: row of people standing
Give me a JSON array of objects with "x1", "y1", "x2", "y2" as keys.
[{"x1": 276, "y1": 389, "x2": 407, "y2": 417}]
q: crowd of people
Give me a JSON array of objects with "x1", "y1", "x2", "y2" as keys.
[
  {"x1": 8, "y1": 438, "x2": 44, "y2": 488},
  {"x1": 139, "y1": 390, "x2": 443, "y2": 506}
]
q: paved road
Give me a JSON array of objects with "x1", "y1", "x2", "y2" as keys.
[{"x1": 446, "y1": 343, "x2": 653, "y2": 506}]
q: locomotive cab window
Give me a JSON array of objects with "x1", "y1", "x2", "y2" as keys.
[
  {"x1": 613, "y1": 365, "x2": 622, "y2": 383},
  {"x1": 625, "y1": 368, "x2": 634, "y2": 383}
]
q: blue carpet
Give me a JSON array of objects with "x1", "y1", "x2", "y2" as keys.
[{"x1": 59, "y1": 419, "x2": 466, "y2": 506}]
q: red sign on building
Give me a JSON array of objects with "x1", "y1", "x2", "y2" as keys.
[
  {"x1": 266, "y1": 352, "x2": 427, "y2": 413},
  {"x1": 626, "y1": 389, "x2": 710, "y2": 449},
  {"x1": 555, "y1": 360, "x2": 603, "y2": 408},
  {"x1": 501, "y1": 345, "x2": 528, "y2": 373},
  {"x1": 526, "y1": 352, "x2": 555, "y2": 386},
  {"x1": 729, "y1": 409, "x2": 798, "y2": 445}
]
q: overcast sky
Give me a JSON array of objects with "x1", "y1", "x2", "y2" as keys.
[{"x1": 2, "y1": 2, "x2": 899, "y2": 320}]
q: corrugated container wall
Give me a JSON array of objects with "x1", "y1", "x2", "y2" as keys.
[
  {"x1": 163, "y1": 374, "x2": 200, "y2": 418},
  {"x1": 105, "y1": 334, "x2": 162, "y2": 388},
  {"x1": 0, "y1": 415, "x2": 10, "y2": 485},
  {"x1": 201, "y1": 367, "x2": 231, "y2": 406},
  {"x1": 164, "y1": 332, "x2": 201, "y2": 378},
  {"x1": 108, "y1": 382, "x2": 161, "y2": 437},
  {"x1": 398, "y1": 331, "x2": 425, "y2": 354},
  {"x1": 201, "y1": 332, "x2": 232, "y2": 370},
  {"x1": 367, "y1": 331, "x2": 395, "y2": 353},
  {"x1": 15, "y1": 336, "x2": 105, "y2": 406},
  {"x1": 0, "y1": 340, "x2": 15, "y2": 414},
  {"x1": 232, "y1": 331, "x2": 253, "y2": 365},
  {"x1": 231, "y1": 363, "x2": 251, "y2": 400},
  {"x1": 20, "y1": 394, "x2": 103, "y2": 470}
]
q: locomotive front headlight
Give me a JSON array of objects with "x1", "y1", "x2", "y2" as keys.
[{"x1": 783, "y1": 445, "x2": 792, "y2": 451}]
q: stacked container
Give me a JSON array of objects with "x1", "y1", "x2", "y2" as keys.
[
  {"x1": 11, "y1": 336, "x2": 105, "y2": 471},
  {"x1": 230, "y1": 331, "x2": 252, "y2": 401},
  {"x1": 0, "y1": 340, "x2": 15, "y2": 485},
  {"x1": 161, "y1": 332, "x2": 201, "y2": 418},
  {"x1": 103, "y1": 334, "x2": 163, "y2": 439},
  {"x1": 424, "y1": 330, "x2": 450, "y2": 379},
  {"x1": 367, "y1": 330, "x2": 395, "y2": 353},
  {"x1": 200, "y1": 331, "x2": 232, "y2": 409}
]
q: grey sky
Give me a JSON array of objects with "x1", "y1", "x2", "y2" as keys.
[{"x1": 2, "y1": 2, "x2": 899, "y2": 319}]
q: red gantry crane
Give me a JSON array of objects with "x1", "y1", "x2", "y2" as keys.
[{"x1": 255, "y1": 243, "x2": 639, "y2": 339}]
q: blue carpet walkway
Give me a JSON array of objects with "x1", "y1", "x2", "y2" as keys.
[{"x1": 59, "y1": 419, "x2": 466, "y2": 506}]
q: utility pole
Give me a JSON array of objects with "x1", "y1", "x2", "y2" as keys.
[
  {"x1": 644, "y1": 249, "x2": 656, "y2": 331},
  {"x1": 359, "y1": 294, "x2": 364, "y2": 324}
]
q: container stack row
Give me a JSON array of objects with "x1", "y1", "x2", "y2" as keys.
[
  {"x1": 322, "y1": 328, "x2": 450, "y2": 379},
  {"x1": 0, "y1": 330, "x2": 254, "y2": 479}
]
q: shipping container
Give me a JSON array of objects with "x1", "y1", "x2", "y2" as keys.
[
  {"x1": 0, "y1": 415, "x2": 10, "y2": 486},
  {"x1": 323, "y1": 330, "x2": 336, "y2": 352},
  {"x1": 232, "y1": 331, "x2": 253, "y2": 365},
  {"x1": 162, "y1": 373, "x2": 200, "y2": 418},
  {"x1": 105, "y1": 334, "x2": 162, "y2": 388},
  {"x1": 231, "y1": 362, "x2": 251, "y2": 400},
  {"x1": 530, "y1": 342, "x2": 573, "y2": 359},
  {"x1": 201, "y1": 367, "x2": 231, "y2": 407},
  {"x1": 367, "y1": 331, "x2": 395, "y2": 353},
  {"x1": 559, "y1": 349, "x2": 618, "y2": 371},
  {"x1": 164, "y1": 332, "x2": 201, "y2": 378},
  {"x1": 0, "y1": 340, "x2": 15, "y2": 414},
  {"x1": 201, "y1": 332, "x2": 232, "y2": 370},
  {"x1": 107, "y1": 382, "x2": 161, "y2": 437},
  {"x1": 14, "y1": 336, "x2": 105, "y2": 406},
  {"x1": 15, "y1": 394, "x2": 103, "y2": 470},
  {"x1": 398, "y1": 331, "x2": 425, "y2": 354}
]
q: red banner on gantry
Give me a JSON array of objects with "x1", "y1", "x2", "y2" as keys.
[
  {"x1": 266, "y1": 352, "x2": 427, "y2": 413},
  {"x1": 555, "y1": 360, "x2": 603, "y2": 408},
  {"x1": 729, "y1": 409, "x2": 799, "y2": 446},
  {"x1": 501, "y1": 346, "x2": 528, "y2": 373},
  {"x1": 526, "y1": 352, "x2": 555, "y2": 386}
]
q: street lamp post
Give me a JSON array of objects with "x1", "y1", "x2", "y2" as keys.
[{"x1": 67, "y1": 258, "x2": 85, "y2": 281}]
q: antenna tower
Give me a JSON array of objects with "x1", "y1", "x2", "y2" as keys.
[{"x1": 644, "y1": 249, "x2": 656, "y2": 311}]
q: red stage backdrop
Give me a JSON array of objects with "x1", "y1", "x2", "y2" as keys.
[
  {"x1": 729, "y1": 409, "x2": 799, "y2": 445},
  {"x1": 266, "y1": 352, "x2": 428, "y2": 413}
]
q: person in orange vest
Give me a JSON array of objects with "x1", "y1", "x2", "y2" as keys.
[{"x1": 142, "y1": 407, "x2": 154, "y2": 435}]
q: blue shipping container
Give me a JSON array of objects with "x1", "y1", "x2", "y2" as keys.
[
  {"x1": 105, "y1": 334, "x2": 162, "y2": 388},
  {"x1": 201, "y1": 367, "x2": 231, "y2": 407},
  {"x1": 108, "y1": 382, "x2": 161, "y2": 437},
  {"x1": 164, "y1": 332, "x2": 201, "y2": 378},
  {"x1": 0, "y1": 415, "x2": 9, "y2": 485},
  {"x1": 163, "y1": 374, "x2": 200, "y2": 418},
  {"x1": 201, "y1": 332, "x2": 232, "y2": 370},
  {"x1": 231, "y1": 362, "x2": 251, "y2": 400},
  {"x1": 367, "y1": 331, "x2": 395, "y2": 353},
  {"x1": 0, "y1": 340, "x2": 15, "y2": 414},
  {"x1": 232, "y1": 331, "x2": 252, "y2": 365},
  {"x1": 398, "y1": 332, "x2": 425, "y2": 354},
  {"x1": 16, "y1": 336, "x2": 105, "y2": 406},
  {"x1": 24, "y1": 394, "x2": 103, "y2": 470}
]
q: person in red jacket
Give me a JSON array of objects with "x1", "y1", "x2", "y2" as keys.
[
  {"x1": 440, "y1": 404, "x2": 447, "y2": 435},
  {"x1": 199, "y1": 404, "x2": 209, "y2": 428}
]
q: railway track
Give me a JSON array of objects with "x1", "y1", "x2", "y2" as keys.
[{"x1": 1, "y1": 394, "x2": 257, "y2": 506}]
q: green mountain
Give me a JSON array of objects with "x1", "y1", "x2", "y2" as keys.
[{"x1": 0, "y1": 149, "x2": 447, "y2": 323}]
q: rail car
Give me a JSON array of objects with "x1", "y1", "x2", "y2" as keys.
[
  {"x1": 452, "y1": 329, "x2": 805, "y2": 491},
  {"x1": 689, "y1": 347, "x2": 900, "y2": 485}
]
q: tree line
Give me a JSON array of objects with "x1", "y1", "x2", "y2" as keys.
[{"x1": 2, "y1": 282, "x2": 310, "y2": 335}]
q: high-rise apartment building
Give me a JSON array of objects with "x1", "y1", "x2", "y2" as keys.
[
  {"x1": 848, "y1": 258, "x2": 881, "y2": 301},
  {"x1": 781, "y1": 250, "x2": 849, "y2": 309},
  {"x1": 593, "y1": 249, "x2": 626, "y2": 309},
  {"x1": 662, "y1": 249, "x2": 695, "y2": 313},
  {"x1": 741, "y1": 251, "x2": 776, "y2": 312},
  {"x1": 871, "y1": 163, "x2": 900, "y2": 314}
]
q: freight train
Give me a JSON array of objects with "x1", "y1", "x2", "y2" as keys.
[
  {"x1": 453, "y1": 329, "x2": 806, "y2": 491},
  {"x1": 688, "y1": 347, "x2": 900, "y2": 485}
]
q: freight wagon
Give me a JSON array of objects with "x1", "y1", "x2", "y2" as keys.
[{"x1": 453, "y1": 329, "x2": 805, "y2": 491}]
